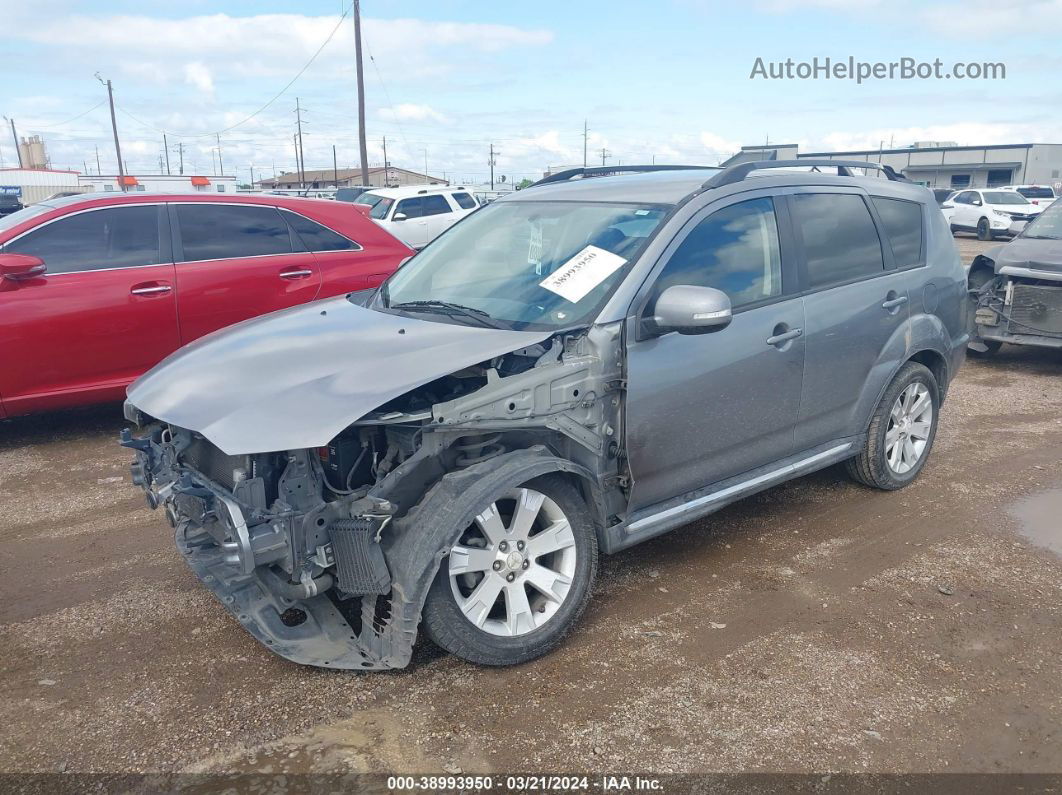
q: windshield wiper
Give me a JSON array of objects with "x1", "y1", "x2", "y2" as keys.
[{"x1": 389, "y1": 300, "x2": 509, "y2": 329}]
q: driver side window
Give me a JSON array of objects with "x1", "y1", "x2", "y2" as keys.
[{"x1": 651, "y1": 197, "x2": 782, "y2": 310}]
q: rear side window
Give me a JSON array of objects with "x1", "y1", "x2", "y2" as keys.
[
  {"x1": 177, "y1": 204, "x2": 291, "y2": 262},
  {"x1": 4, "y1": 205, "x2": 159, "y2": 274},
  {"x1": 421, "y1": 195, "x2": 452, "y2": 216},
  {"x1": 653, "y1": 197, "x2": 782, "y2": 309},
  {"x1": 451, "y1": 192, "x2": 477, "y2": 210},
  {"x1": 871, "y1": 197, "x2": 923, "y2": 268},
  {"x1": 792, "y1": 193, "x2": 884, "y2": 289},
  {"x1": 282, "y1": 210, "x2": 359, "y2": 252}
]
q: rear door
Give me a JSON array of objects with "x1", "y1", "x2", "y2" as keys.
[
  {"x1": 786, "y1": 190, "x2": 912, "y2": 451},
  {"x1": 171, "y1": 202, "x2": 323, "y2": 343},
  {"x1": 0, "y1": 203, "x2": 179, "y2": 412},
  {"x1": 420, "y1": 194, "x2": 458, "y2": 243}
]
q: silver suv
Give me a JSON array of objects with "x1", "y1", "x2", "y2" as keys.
[{"x1": 123, "y1": 161, "x2": 968, "y2": 670}]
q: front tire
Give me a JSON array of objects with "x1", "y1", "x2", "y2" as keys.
[
  {"x1": 976, "y1": 217, "x2": 993, "y2": 241},
  {"x1": 846, "y1": 362, "x2": 940, "y2": 490},
  {"x1": 422, "y1": 474, "x2": 598, "y2": 666}
]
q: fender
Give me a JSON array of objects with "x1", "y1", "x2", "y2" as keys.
[
  {"x1": 849, "y1": 312, "x2": 954, "y2": 439},
  {"x1": 370, "y1": 447, "x2": 602, "y2": 669}
]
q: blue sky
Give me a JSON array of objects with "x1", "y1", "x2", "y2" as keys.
[{"x1": 2, "y1": 0, "x2": 1059, "y2": 184}]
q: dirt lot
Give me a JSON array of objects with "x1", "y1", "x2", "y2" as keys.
[{"x1": 1, "y1": 237, "x2": 1060, "y2": 776}]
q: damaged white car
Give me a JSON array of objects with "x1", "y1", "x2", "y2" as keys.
[{"x1": 123, "y1": 162, "x2": 967, "y2": 669}]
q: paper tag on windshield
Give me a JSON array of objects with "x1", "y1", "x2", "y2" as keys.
[{"x1": 539, "y1": 245, "x2": 627, "y2": 303}]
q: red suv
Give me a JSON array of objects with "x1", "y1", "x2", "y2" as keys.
[{"x1": 0, "y1": 192, "x2": 413, "y2": 417}]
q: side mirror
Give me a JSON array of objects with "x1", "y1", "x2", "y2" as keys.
[
  {"x1": 392, "y1": 212, "x2": 407, "y2": 221},
  {"x1": 972, "y1": 199, "x2": 982, "y2": 206},
  {"x1": 650, "y1": 285, "x2": 732, "y2": 336},
  {"x1": 0, "y1": 253, "x2": 46, "y2": 281},
  {"x1": 941, "y1": 203, "x2": 954, "y2": 209}
]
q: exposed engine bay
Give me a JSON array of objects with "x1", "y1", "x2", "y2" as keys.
[
  {"x1": 122, "y1": 325, "x2": 627, "y2": 670},
  {"x1": 969, "y1": 253, "x2": 1062, "y2": 351}
]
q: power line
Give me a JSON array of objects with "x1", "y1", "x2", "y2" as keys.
[
  {"x1": 21, "y1": 101, "x2": 106, "y2": 131},
  {"x1": 114, "y1": 1, "x2": 354, "y2": 139}
]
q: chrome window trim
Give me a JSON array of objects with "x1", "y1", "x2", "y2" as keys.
[
  {"x1": 0, "y1": 203, "x2": 165, "y2": 275},
  {"x1": 170, "y1": 201, "x2": 363, "y2": 264}
]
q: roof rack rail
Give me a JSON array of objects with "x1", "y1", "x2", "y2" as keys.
[
  {"x1": 703, "y1": 159, "x2": 908, "y2": 189},
  {"x1": 531, "y1": 164, "x2": 718, "y2": 187}
]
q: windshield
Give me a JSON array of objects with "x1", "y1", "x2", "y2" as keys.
[
  {"x1": 1021, "y1": 202, "x2": 1062, "y2": 239},
  {"x1": 0, "y1": 203, "x2": 52, "y2": 235},
  {"x1": 1016, "y1": 187, "x2": 1055, "y2": 200},
  {"x1": 375, "y1": 200, "x2": 668, "y2": 331},
  {"x1": 355, "y1": 191, "x2": 385, "y2": 207},
  {"x1": 983, "y1": 191, "x2": 1030, "y2": 205},
  {"x1": 369, "y1": 197, "x2": 395, "y2": 220}
]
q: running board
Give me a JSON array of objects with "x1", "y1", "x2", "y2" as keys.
[{"x1": 608, "y1": 442, "x2": 854, "y2": 552}]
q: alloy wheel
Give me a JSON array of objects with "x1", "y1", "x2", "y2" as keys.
[
  {"x1": 885, "y1": 382, "x2": 933, "y2": 475},
  {"x1": 448, "y1": 488, "x2": 577, "y2": 637}
]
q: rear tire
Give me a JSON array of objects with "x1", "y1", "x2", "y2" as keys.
[
  {"x1": 422, "y1": 474, "x2": 598, "y2": 666},
  {"x1": 846, "y1": 362, "x2": 940, "y2": 491}
]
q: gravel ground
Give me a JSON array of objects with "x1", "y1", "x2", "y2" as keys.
[{"x1": 1, "y1": 237, "x2": 1060, "y2": 775}]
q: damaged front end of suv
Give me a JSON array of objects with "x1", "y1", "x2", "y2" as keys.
[{"x1": 968, "y1": 206, "x2": 1062, "y2": 353}]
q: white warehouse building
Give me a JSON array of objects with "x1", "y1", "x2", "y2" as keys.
[{"x1": 724, "y1": 142, "x2": 1062, "y2": 192}]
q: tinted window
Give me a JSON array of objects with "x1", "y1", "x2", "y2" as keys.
[
  {"x1": 395, "y1": 197, "x2": 424, "y2": 219},
  {"x1": 177, "y1": 204, "x2": 291, "y2": 262},
  {"x1": 421, "y1": 195, "x2": 452, "y2": 217},
  {"x1": 982, "y1": 191, "x2": 1029, "y2": 205},
  {"x1": 5, "y1": 205, "x2": 159, "y2": 274},
  {"x1": 871, "y1": 197, "x2": 923, "y2": 267},
  {"x1": 792, "y1": 193, "x2": 884, "y2": 289},
  {"x1": 452, "y1": 192, "x2": 477, "y2": 210},
  {"x1": 653, "y1": 197, "x2": 782, "y2": 309},
  {"x1": 282, "y1": 210, "x2": 358, "y2": 252},
  {"x1": 1016, "y1": 187, "x2": 1055, "y2": 199}
]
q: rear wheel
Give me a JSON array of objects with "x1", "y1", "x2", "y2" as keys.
[
  {"x1": 422, "y1": 474, "x2": 597, "y2": 666},
  {"x1": 846, "y1": 362, "x2": 940, "y2": 490}
]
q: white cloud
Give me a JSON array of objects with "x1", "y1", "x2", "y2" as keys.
[
  {"x1": 814, "y1": 120, "x2": 1062, "y2": 152},
  {"x1": 378, "y1": 104, "x2": 450, "y2": 124},
  {"x1": 919, "y1": 0, "x2": 1062, "y2": 38},
  {"x1": 183, "y1": 62, "x2": 214, "y2": 96},
  {"x1": 699, "y1": 132, "x2": 742, "y2": 158}
]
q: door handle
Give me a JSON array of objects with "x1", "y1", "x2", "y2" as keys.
[
  {"x1": 766, "y1": 328, "x2": 803, "y2": 346},
  {"x1": 130, "y1": 284, "x2": 172, "y2": 296},
  {"x1": 279, "y1": 268, "x2": 314, "y2": 280},
  {"x1": 882, "y1": 295, "x2": 908, "y2": 310}
]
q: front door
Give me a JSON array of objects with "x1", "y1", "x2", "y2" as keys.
[
  {"x1": 171, "y1": 202, "x2": 322, "y2": 343},
  {"x1": 625, "y1": 195, "x2": 805, "y2": 512},
  {"x1": 0, "y1": 204, "x2": 180, "y2": 413},
  {"x1": 391, "y1": 196, "x2": 429, "y2": 249}
]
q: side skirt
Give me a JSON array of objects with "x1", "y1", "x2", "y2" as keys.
[{"x1": 606, "y1": 439, "x2": 860, "y2": 553}]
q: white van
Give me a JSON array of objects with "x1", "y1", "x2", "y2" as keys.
[{"x1": 355, "y1": 185, "x2": 479, "y2": 248}]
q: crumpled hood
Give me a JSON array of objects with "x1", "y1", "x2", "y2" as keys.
[
  {"x1": 993, "y1": 237, "x2": 1062, "y2": 276},
  {"x1": 127, "y1": 296, "x2": 550, "y2": 455}
]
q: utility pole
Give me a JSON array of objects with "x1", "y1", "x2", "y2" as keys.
[
  {"x1": 423, "y1": 148, "x2": 429, "y2": 179},
  {"x1": 176, "y1": 142, "x2": 184, "y2": 175},
  {"x1": 95, "y1": 146, "x2": 101, "y2": 175},
  {"x1": 250, "y1": 164, "x2": 255, "y2": 188},
  {"x1": 294, "y1": 134, "x2": 301, "y2": 185},
  {"x1": 488, "y1": 142, "x2": 498, "y2": 190},
  {"x1": 95, "y1": 74, "x2": 125, "y2": 188},
  {"x1": 332, "y1": 144, "x2": 339, "y2": 186},
  {"x1": 582, "y1": 119, "x2": 588, "y2": 168},
  {"x1": 216, "y1": 133, "x2": 224, "y2": 175},
  {"x1": 163, "y1": 133, "x2": 171, "y2": 175},
  {"x1": 6, "y1": 118, "x2": 22, "y2": 167},
  {"x1": 353, "y1": 0, "x2": 370, "y2": 187},
  {"x1": 294, "y1": 98, "x2": 306, "y2": 188},
  {"x1": 600, "y1": 147, "x2": 611, "y2": 166},
  {"x1": 382, "y1": 135, "x2": 389, "y2": 186}
]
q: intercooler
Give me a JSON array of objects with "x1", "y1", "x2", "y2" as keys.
[{"x1": 1010, "y1": 284, "x2": 1062, "y2": 338}]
